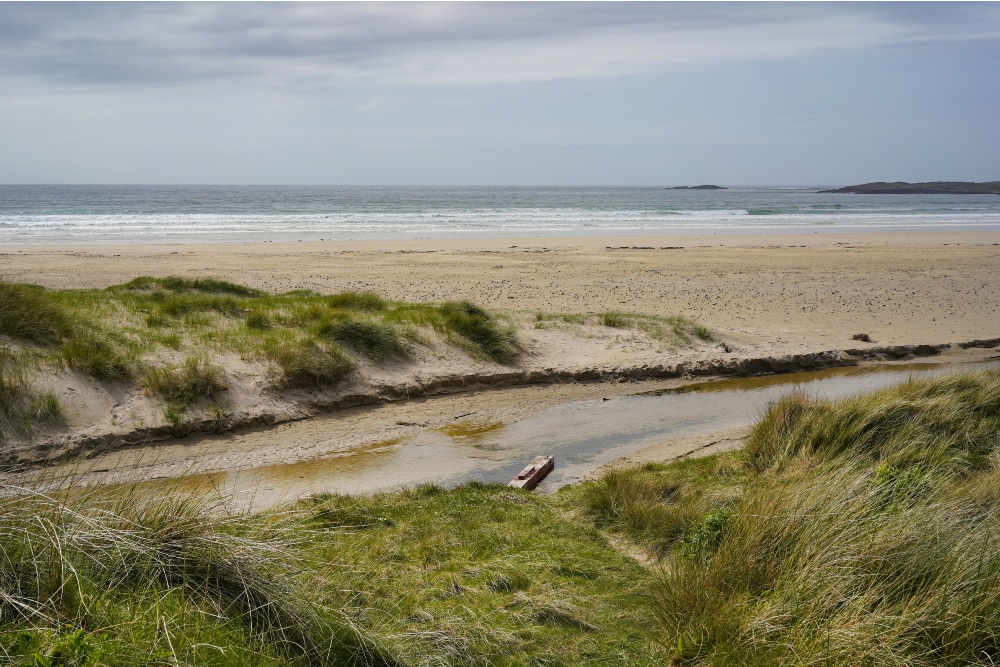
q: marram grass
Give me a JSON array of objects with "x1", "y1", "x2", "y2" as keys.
[
  {"x1": 0, "y1": 481, "x2": 664, "y2": 666},
  {"x1": 566, "y1": 369, "x2": 1000, "y2": 666},
  {"x1": 0, "y1": 277, "x2": 527, "y2": 429},
  {"x1": 0, "y1": 485, "x2": 399, "y2": 666},
  {"x1": 2, "y1": 369, "x2": 998, "y2": 665}
]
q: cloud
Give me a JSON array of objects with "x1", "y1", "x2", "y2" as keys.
[{"x1": 1, "y1": 2, "x2": 998, "y2": 93}]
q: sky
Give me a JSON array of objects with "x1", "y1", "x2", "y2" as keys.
[{"x1": 1, "y1": 2, "x2": 999, "y2": 186}]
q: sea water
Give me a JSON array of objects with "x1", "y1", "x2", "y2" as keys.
[{"x1": 2, "y1": 184, "x2": 999, "y2": 244}]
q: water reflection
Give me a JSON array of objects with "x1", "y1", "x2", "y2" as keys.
[{"x1": 71, "y1": 361, "x2": 1000, "y2": 510}]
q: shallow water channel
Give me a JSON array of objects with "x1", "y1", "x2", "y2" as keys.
[{"x1": 115, "y1": 360, "x2": 996, "y2": 511}]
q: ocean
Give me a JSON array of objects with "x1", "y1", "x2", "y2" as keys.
[{"x1": 2, "y1": 184, "x2": 999, "y2": 244}]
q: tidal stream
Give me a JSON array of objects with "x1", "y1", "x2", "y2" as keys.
[{"x1": 111, "y1": 359, "x2": 997, "y2": 511}]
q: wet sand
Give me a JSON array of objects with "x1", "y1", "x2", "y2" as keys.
[{"x1": 32, "y1": 351, "x2": 1000, "y2": 511}]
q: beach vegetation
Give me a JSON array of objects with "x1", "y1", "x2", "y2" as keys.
[
  {"x1": 327, "y1": 290, "x2": 387, "y2": 311},
  {"x1": 534, "y1": 310, "x2": 714, "y2": 346},
  {"x1": 3, "y1": 369, "x2": 1000, "y2": 664},
  {"x1": 142, "y1": 355, "x2": 228, "y2": 417},
  {"x1": 438, "y1": 300, "x2": 516, "y2": 362},
  {"x1": 244, "y1": 309, "x2": 272, "y2": 330},
  {"x1": 266, "y1": 338, "x2": 355, "y2": 389},
  {"x1": 565, "y1": 368, "x2": 1000, "y2": 665},
  {"x1": 316, "y1": 317, "x2": 405, "y2": 362},
  {"x1": 535, "y1": 311, "x2": 588, "y2": 326},
  {"x1": 291, "y1": 482, "x2": 664, "y2": 665},
  {"x1": 59, "y1": 334, "x2": 137, "y2": 381},
  {"x1": 0, "y1": 487, "x2": 398, "y2": 666},
  {"x1": 0, "y1": 277, "x2": 519, "y2": 400},
  {"x1": 599, "y1": 311, "x2": 630, "y2": 328},
  {"x1": 0, "y1": 280, "x2": 75, "y2": 344},
  {"x1": 115, "y1": 275, "x2": 265, "y2": 297},
  {"x1": 0, "y1": 480, "x2": 664, "y2": 665},
  {"x1": 0, "y1": 348, "x2": 62, "y2": 444}
]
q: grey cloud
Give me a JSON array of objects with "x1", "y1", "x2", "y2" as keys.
[{"x1": 1, "y1": 2, "x2": 998, "y2": 90}]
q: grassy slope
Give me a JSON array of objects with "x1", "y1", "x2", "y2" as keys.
[
  {"x1": 0, "y1": 277, "x2": 714, "y2": 445},
  {"x1": 3, "y1": 370, "x2": 998, "y2": 665},
  {"x1": 568, "y1": 369, "x2": 1000, "y2": 665},
  {"x1": 0, "y1": 278, "x2": 524, "y2": 442},
  {"x1": 0, "y1": 483, "x2": 664, "y2": 666}
]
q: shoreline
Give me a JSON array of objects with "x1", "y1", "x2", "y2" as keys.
[{"x1": 6, "y1": 228, "x2": 1000, "y2": 251}]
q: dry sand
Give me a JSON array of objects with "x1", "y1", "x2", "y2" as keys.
[{"x1": 5, "y1": 230, "x2": 998, "y2": 350}]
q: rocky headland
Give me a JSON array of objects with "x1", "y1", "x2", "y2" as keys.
[{"x1": 823, "y1": 181, "x2": 1000, "y2": 194}]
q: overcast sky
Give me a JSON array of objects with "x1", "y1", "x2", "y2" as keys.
[{"x1": 2, "y1": 2, "x2": 998, "y2": 185}]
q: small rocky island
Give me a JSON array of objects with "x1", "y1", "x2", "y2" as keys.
[
  {"x1": 822, "y1": 181, "x2": 1000, "y2": 195},
  {"x1": 668, "y1": 184, "x2": 727, "y2": 190}
]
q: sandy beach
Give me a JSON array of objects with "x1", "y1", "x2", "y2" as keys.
[{"x1": 5, "y1": 230, "x2": 999, "y2": 349}]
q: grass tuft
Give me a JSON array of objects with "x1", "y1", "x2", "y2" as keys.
[
  {"x1": 115, "y1": 276, "x2": 265, "y2": 297},
  {"x1": 142, "y1": 355, "x2": 228, "y2": 416},
  {"x1": 245, "y1": 309, "x2": 272, "y2": 330},
  {"x1": 0, "y1": 487, "x2": 398, "y2": 666},
  {"x1": 269, "y1": 340, "x2": 354, "y2": 389},
  {"x1": 536, "y1": 310, "x2": 714, "y2": 346},
  {"x1": 440, "y1": 301, "x2": 516, "y2": 363},
  {"x1": 327, "y1": 291, "x2": 387, "y2": 311},
  {"x1": 570, "y1": 369, "x2": 1000, "y2": 666},
  {"x1": 744, "y1": 370, "x2": 1000, "y2": 473},
  {"x1": 316, "y1": 318, "x2": 404, "y2": 362},
  {"x1": 0, "y1": 280, "x2": 75, "y2": 344},
  {"x1": 0, "y1": 348, "x2": 62, "y2": 443},
  {"x1": 60, "y1": 335, "x2": 135, "y2": 381}
]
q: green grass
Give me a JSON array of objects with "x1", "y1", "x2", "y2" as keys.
[
  {"x1": 0, "y1": 481, "x2": 665, "y2": 666},
  {"x1": 570, "y1": 457, "x2": 744, "y2": 557},
  {"x1": 294, "y1": 483, "x2": 666, "y2": 666},
  {"x1": 59, "y1": 334, "x2": 137, "y2": 381},
  {"x1": 534, "y1": 311, "x2": 714, "y2": 346},
  {"x1": 115, "y1": 276, "x2": 266, "y2": 297},
  {"x1": 439, "y1": 301, "x2": 516, "y2": 363},
  {"x1": 315, "y1": 316, "x2": 405, "y2": 362},
  {"x1": 142, "y1": 355, "x2": 228, "y2": 422},
  {"x1": 0, "y1": 277, "x2": 519, "y2": 403},
  {"x1": 0, "y1": 348, "x2": 62, "y2": 445},
  {"x1": 327, "y1": 291, "x2": 387, "y2": 312},
  {"x1": 0, "y1": 487, "x2": 398, "y2": 667},
  {"x1": 4, "y1": 369, "x2": 999, "y2": 665},
  {"x1": 0, "y1": 280, "x2": 75, "y2": 344},
  {"x1": 266, "y1": 338, "x2": 355, "y2": 389},
  {"x1": 565, "y1": 369, "x2": 1000, "y2": 665}
]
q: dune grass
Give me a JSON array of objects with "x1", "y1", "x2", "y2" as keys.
[
  {"x1": 295, "y1": 483, "x2": 666, "y2": 666},
  {"x1": 112, "y1": 278, "x2": 516, "y2": 371},
  {"x1": 0, "y1": 486, "x2": 399, "y2": 667},
  {"x1": 0, "y1": 281, "x2": 75, "y2": 345},
  {"x1": 142, "y1": 355, "x2": 229, "y2": 423},
  {"x1": 0, "y1": 277, "x2": 520, "y2": 432},
  {"x1": 0, "y1": 481, "x2": 664, "y2": 666},
  {"x1": 565, "y1": 368, "x2": 1000, "y2": 665},
  {"x1": 534, "y1": 310, "x2": 713, "y2": 346},
  {"x1": 0, "y1": 349, "x2": 61, "y2": 445},
  {"x1": 2, "y1": 369, "x2": 999, "y2": 664}
]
